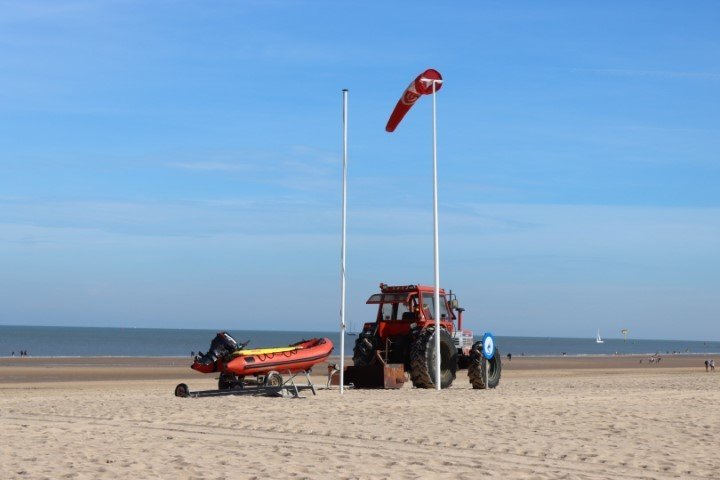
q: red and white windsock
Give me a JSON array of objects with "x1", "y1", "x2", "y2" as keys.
[{"x1": 385, "y1": 69, "x2": 443, "y2": 132}]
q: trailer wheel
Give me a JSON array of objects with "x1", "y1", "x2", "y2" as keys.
[
  {"x1": 174, "y1": 383, "x2": 189, "y2": 398},
  {"x1": 264, "y1": 371, "x2": 283, "y2": 387},
  {"x1": 218, "y1": 373, "x2": 242, "y2": 390},
  {"x1": 352, "y1": 331, "x2": 377, "y2": 366},
  {"x1": 468, "y1": 342, "x2": 502, "y2": 389},
  {"x1": 409, "y1": 327, "x2": 457, "y2": 389}
]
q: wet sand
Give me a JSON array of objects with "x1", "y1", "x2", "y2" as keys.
[
  {"x1": 0, "y1": 354, "x2": 709, "y2": 383},
  {"x1": 1, "y1": 355, "x2": 718, "y2": 479}
]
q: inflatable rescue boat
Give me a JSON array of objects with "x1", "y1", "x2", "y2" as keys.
[{"x1": 191, "y1": 332, "x2": 334, "y2": 377}]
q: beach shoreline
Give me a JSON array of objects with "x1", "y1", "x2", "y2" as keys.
[{"x1": 0, "y1": 354, "x2": 714, "y2": 384}]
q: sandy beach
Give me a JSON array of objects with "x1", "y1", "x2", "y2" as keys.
[{"x1": 1, "y1": 355, "x2": 718, "y2": 479}]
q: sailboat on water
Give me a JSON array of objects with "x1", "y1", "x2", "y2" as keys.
[{"x1": 596, "y1": 329, "x2": 604, "y2": 344}]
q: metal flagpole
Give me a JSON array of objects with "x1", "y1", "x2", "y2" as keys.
[
  {"x1": 386, "y1": 69, "x2": 443, "y2": 389},
  {"x1": 431, "y1": 79, "x2": 441, "y2": 390},
  {"x1": 339, "y1": 89, "x2": 348, "y2": 394}
]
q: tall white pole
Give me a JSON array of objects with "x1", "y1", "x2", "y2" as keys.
[
  {"x1": 339, "y1": 89, "x2": 348, "y2": 394},
  {"x1": 431, "y1": 80, "x2": 441, "y2": 390}
]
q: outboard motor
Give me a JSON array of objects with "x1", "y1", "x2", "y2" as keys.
[{"x1": 197, "y1": 331, "x2": 240, "y2": 366}]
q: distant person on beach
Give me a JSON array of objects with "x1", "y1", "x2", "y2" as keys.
[
  {"x1": 706, "y1": 360, "x2": 710, "y2": 372},
  {"x1": 711, "y1": 359, "x2": 716, "y2": 372},
  {"x1": 507, "y1": 353, "x2": 512, "y2": 362},
  {"x1": 11, "y1": 351, "x2": 15, "y2": 357}
]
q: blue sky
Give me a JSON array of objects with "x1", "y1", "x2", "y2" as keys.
[{"x1": 1, "y1": 1, "x2": 718, "y2": 340}]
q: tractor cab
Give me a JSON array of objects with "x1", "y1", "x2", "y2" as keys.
[
  {"x1": 365, "y1": 284, "x2": 455, "y2": 333},
  {"x1": 357, "y1": 283, "x2": 471, "y2": 369}
]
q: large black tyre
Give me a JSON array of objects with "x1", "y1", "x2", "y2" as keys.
[
  {"x1": 409, "y1": 327, "x2": 458, "y2": 389},
  {"x1": 352, "y1": 331, "x2": 377, "y2": 366},
  {"x1": 468, "y1": 341, "x2": 502, "y2": 389}
]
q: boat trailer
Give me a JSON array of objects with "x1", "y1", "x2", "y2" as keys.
[{"x1": 174, "y1": 370, "x2": 317, "y2": 399}]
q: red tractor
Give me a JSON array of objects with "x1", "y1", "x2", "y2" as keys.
[{"x1": 353, "y1": 283, "x2": 501, "y2": 389}]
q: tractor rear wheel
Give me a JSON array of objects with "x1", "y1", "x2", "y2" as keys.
[
  {"x1": 468, "y1": 341, "x2": 502, "y2": 389},
  {"x1": 409, "y1": 327, "x2": 458, "y2": 389},
  {"x1": 352, "y1": 331, "x2": 377, "y2": 366}
]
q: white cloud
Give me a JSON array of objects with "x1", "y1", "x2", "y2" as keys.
[
  {"x1": 0, "y1": 1, "x2": 104, "y2": 22},
  {"x1": 2, "y1": 201, "x2": 719, "y2": 337},
  {"x1": 167, "y1": 162, "x2": 254, "y2": 172},
  {"x1": 572, "y1": 68, "x2": 720, "y2": 80}
]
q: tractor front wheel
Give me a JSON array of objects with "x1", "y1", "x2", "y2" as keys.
[
  {"x1": 352, "y1": 331, "x2": 377, "y2": 366},
  {"x1": 409, "y1": 327, "x2": 458, "y2": 389},
  {"x1": 468, "y1": 342, "x2": 502, "y2": 389}
]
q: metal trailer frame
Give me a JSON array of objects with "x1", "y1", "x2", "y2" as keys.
[{"x1": 175, "y1": 370, "x2": 317, "y2": 399}]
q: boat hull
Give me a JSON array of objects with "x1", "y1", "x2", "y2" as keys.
[{"x1": 191, "y1": 337, "x2": 334, "y2": 376}]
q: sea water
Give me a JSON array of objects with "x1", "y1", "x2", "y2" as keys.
[{"x1": 1, "y1": 325, "x2": 719, "y2": 358}]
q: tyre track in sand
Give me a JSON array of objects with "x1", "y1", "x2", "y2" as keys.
[{"x1": 1, "y1": 413, "x2": 702, "y2": 480}]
